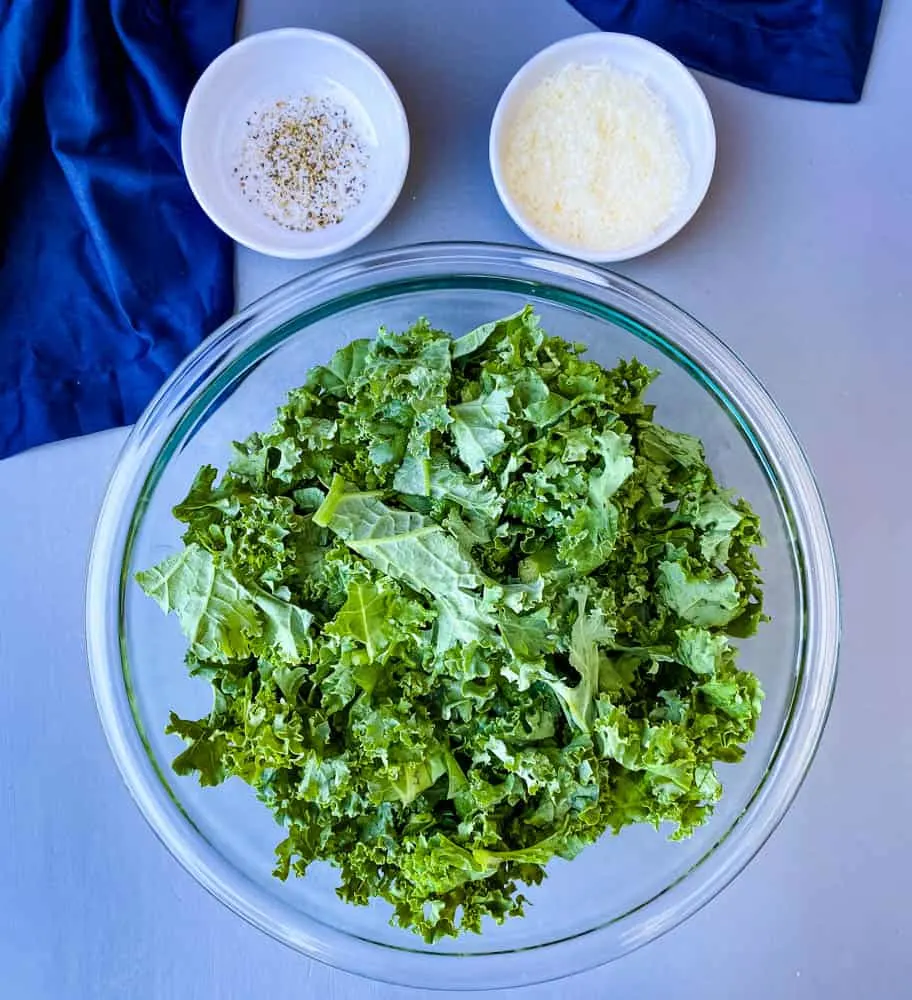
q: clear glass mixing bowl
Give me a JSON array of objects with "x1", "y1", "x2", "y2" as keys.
[{"x1": 87, "y1": 243, "x2": 839, "y2": 990}]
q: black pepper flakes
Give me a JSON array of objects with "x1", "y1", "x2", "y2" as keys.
[{"x1": 236, "y1": 95, "x2": 369, "y2": 232}]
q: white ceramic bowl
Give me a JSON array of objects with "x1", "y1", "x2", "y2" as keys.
[
  {"x1": 182, "y1": 28, "x2": 410, "y2": 259},
  {"x1": 489, "y1": 33, "x2": 716, "y2": 263}
]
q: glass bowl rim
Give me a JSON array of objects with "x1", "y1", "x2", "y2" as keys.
[{"x1": 86, "y1": 241, "x2": 840, "y2": 990}]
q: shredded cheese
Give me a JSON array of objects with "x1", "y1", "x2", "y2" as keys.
[{"x1": 501, "y1": 62, "x2": 688, "y2": 252}]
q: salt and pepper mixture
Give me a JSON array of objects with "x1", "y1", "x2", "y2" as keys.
[{"x1": 236, "y1": 95, "x2": 369, "y2": 232}]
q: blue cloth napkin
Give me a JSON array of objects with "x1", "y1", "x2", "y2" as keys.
[
  {"x1": 567, "y1": 0, "x2": 883, "y2": 102},
  {"x1": 0, "y1": 0, "x2": 237, "y2": 459}
]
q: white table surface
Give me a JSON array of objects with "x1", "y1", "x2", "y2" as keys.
[{"x1": 3, "y1": 1, "x2": 911, "y2": 997}]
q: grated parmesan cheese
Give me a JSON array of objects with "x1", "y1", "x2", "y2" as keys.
[{"x1": 501, "y1": 62, "x2": 688, "y2": 252}]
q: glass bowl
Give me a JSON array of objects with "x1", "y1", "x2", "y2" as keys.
[{"x1": 87, "y1": 243, "x2": 839, "y2": 990}]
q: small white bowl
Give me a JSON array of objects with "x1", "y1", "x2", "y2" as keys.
[
  {"x1": 182, "y1": 28, "x2": 410, "y2": 259},
  {"x1": 489, "y1": 33, "x2": 716, "y2": 263}
]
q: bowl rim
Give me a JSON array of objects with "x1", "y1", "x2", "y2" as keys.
[
  {"x1": 180, "y1": 27, "x2": 410, "y2": 260},
  {"x1": 86, "y1": 241, "x2": 839, "y2": 990},
  {"x1": 489, "y1": 32, "x2": 717, "y2": 263}
]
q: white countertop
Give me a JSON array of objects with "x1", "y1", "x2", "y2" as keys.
[{"x1": 2, "y1": 1, "x2": 911, "y2": 997}]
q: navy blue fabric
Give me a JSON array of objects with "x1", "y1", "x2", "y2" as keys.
[
  {"x1": 0, "y1": 1, "x2": 237, "y2": 459},
  {"x1": 567, "y1": 1, "x2": 883, "y2": 102}
]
